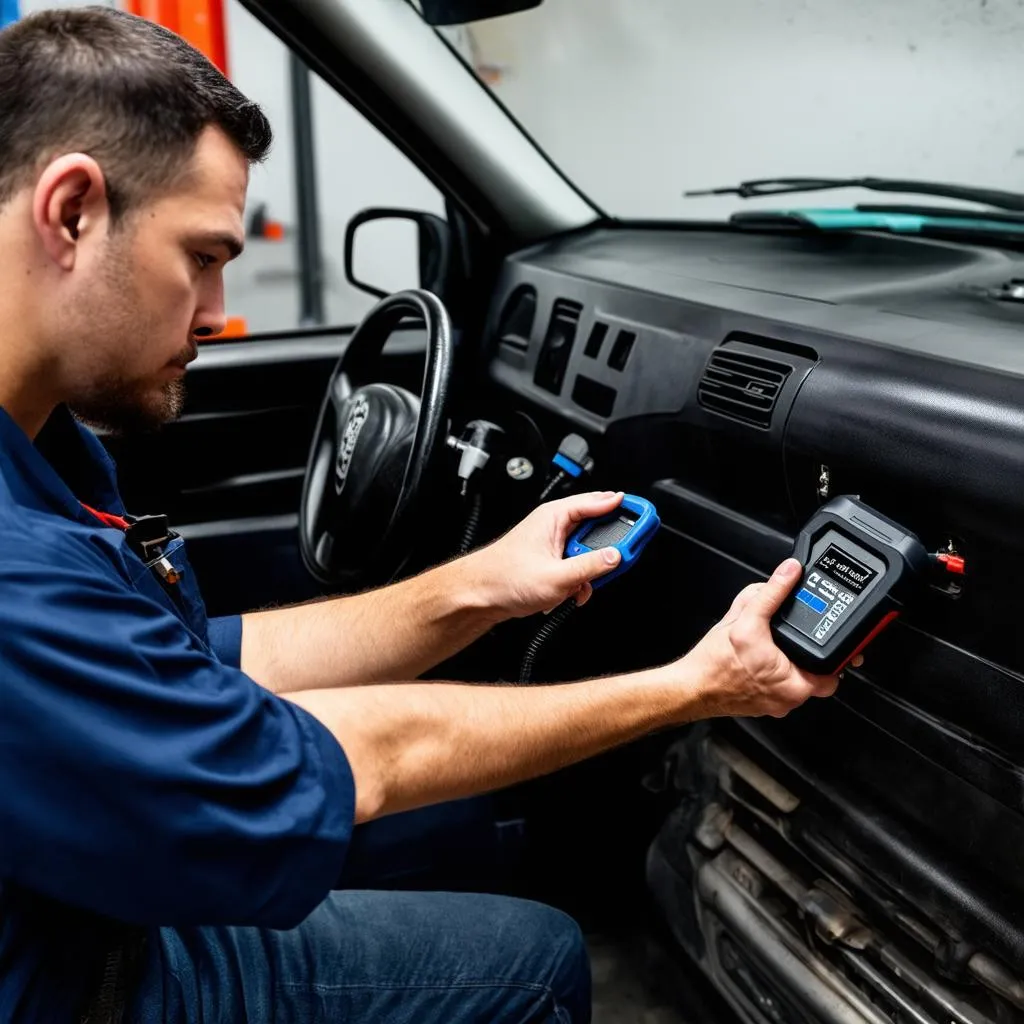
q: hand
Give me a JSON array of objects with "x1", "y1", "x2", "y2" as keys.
[
  {"x1": 679, "y1": 558, "x2": 855, "y2": 719},
  {"x1": 466, "y1": 491, "x2": 626, "y2": 620}
]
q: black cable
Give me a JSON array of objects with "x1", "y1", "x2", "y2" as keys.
[
  {"x1": 459, "y1": 492, "x2": 483, "y2": 554},
  {"x1": 539, "y1": 470, "x2": 568, "y2": 503},
  {"x1": 519, "y1": 599, "x2": 578, "y2": 684}
]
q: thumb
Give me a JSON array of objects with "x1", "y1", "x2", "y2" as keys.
[
  {"x1": 561, "y1": 545, "x2": 621, "y2": 588},
  {"x1": 745, "y1": 558, "x2": 803, "y2": 621}
]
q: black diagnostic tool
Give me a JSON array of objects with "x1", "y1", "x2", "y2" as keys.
[{"x1": 771, "y1": 496, "x2": 935, "y2": 674}]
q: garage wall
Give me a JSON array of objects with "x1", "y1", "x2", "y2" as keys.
[{"x1": 20, "y1": 0, "x2": 113, "y2": 10}]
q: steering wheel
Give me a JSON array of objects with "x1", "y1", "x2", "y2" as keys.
[{"x1": 299, "y1": 289, "x2": 454, "y2": 589}]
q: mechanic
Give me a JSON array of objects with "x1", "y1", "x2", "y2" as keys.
[{"x1": 0, "y1": 9, "x2": 840, "y2": 1024}]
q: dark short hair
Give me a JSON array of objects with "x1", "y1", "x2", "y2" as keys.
[{"x1": 0, "y1": 6, "x2": 272, "y2": 219}]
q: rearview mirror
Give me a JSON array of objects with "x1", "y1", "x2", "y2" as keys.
[
  {"x1": 419, "y1": 0, "x2": 543, "y2": 25},
  {"x1": 344, "y1": 208, "x2": 453, "y2": 301}
]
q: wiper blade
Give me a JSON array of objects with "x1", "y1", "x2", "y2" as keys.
[
  {"x1": 857, "y1": 203, "x2": 1024, "y2": 224},
  {"x1": 684, "y1": 176, "x2": 1024, "y2": 212},
  {"x1": 728, "y1": 208, "x2": 1024, "y2": 248},
  {"x1": 731, "y1": 208, "x2": 1024, "y2": 233}
]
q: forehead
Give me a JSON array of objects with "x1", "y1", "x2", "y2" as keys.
[{"x1": 153, "y1": 126, "x2": 249, "y2": 226}]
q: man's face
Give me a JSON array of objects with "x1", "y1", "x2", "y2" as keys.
[{"x1": 59, "y1": 127, "x2": 248, "y2": 433}]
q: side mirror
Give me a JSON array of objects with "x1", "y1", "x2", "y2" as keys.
[{"x1": 344, "y1": 208, "x2": 453, "y2": 301}]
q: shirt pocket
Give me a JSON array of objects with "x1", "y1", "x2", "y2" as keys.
[{"x1": 127, "y1": 534, "x2": 212, "y2": 648}]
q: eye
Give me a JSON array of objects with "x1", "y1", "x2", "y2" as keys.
[{"x1": 193, "y1": 252, "x2": 218, "y2": 271}]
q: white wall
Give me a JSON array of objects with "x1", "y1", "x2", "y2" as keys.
[
  {"x1": 473, "y1": 0, "x2": 1024, "y2": 220},
  {"x1": 20, "y1": 0, "x2": 114, "y2": 11}
]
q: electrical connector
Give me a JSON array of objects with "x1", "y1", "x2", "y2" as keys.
[
  {"x1": 540, "y1": 433, "x2": 595, "y2": 502},
  {"x1": 934, "y1": 552, "x2": 966, "y2": 575},
  {"x1": 447, "y1": 419, "x2": 505, "y2": 497}
]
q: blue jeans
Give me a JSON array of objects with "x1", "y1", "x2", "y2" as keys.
[{"x1": 128, "y1": 801, "x2": 590, "y2": 1023}]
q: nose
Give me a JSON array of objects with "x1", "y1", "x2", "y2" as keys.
[{"x1": 191, "y1": 279, "x2": 228, "y2": 340}]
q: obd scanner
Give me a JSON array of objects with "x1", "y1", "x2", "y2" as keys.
[
  {"x1": 519, "y1": 494, "x2": 660, "y2": 683},
  {"x1": 771, "y1": 496, "x2": 933, "y2": 675},
  {"x1": 564, "y1": 494, "x2": 660, "y2": 589}
]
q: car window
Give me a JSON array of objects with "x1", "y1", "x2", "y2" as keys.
[{"x1": 219, "y1": 1, "x2": 446, "y2": 336}]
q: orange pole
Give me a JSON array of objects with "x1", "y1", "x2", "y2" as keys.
[
  {"x1": 136, "y1": 0, "x2": 178, "y2": 32},
  {"x1": 124, "y1": 0, "x2": 228, "y2": 78},
  {"x1": 176, "y1": 0, "x2": 228, "y2": 77}
]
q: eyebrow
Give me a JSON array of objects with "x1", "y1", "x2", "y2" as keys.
[{"x1": 197, "y1": 232, "x2": 245, "y2": 260}]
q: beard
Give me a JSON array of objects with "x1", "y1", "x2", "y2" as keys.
[
  {"x1": 63, "y1": 224, "x2": 194, "y2": 435},
  {"x1": 70, "y1": 372, "x2": 187, "y2": 435}
]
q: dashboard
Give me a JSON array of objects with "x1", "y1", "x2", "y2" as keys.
[
  {"x1": 478, "y1": 224, "x2": 1024, "y2": 1021},
  {"x1": 485, "y1": 224, "x2": 1024, "y2": 670}
]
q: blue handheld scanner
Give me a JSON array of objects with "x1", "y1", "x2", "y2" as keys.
[{"x1": 564, "y1": 494, "x2": 660, "y2": 589}]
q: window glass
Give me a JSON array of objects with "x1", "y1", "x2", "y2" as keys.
[{"x1": 223, "y1": 2, "x2": 446, "y2": 334}]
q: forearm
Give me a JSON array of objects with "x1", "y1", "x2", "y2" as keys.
[
  {"x1": 286, "y1": 663, "x2": 694, "y2": 824},
  {"x1": 240, "y1": 557, "x2": 498, "y2": 694}
]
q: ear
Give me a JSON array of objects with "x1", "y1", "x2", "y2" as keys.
[{"x1": 32, "y1": 154, "x2": 112, "y2": 270}]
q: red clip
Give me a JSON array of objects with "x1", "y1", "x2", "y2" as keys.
[
  {"x1": 936, "y1": 553, "x2": 966, "y2": 575},
  {"x1": 81, "y1": 503, "x2": 131, "y2": 532}
]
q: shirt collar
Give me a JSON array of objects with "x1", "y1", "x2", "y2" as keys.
[{"x1": 0, "y1": 405, "x2": 125, "y2": 522}]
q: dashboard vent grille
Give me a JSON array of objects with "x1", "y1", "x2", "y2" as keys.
[
  {"x1": 698, "y1": 347, "x2": 793, "y2": 428},
  {"x1": 550, "y1": 298, "x2": 582, "y2": 327}
]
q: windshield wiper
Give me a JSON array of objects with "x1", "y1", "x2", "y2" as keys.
[{"x1": 684, "y1": 176, "x2": 1024, "y2": 212}]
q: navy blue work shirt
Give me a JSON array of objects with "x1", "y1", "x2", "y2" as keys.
[{"x1": 0, "y1": 406, "x2": 355, "y2": 1022}]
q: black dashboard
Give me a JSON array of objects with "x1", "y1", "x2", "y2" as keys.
[
  {"x1": 477, "y1": 224, "x2": 1024, "y2": 1005},
  {"x1": 485, "y1": 225, "x2": 1024, "y2": 670}
]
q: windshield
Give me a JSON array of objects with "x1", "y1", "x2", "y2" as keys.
[{"x1": 428, "y1": 0, "x2": 1024, "y2": 220}]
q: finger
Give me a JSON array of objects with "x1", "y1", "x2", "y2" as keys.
[
  {"x1": 743, "y1": 559, "x2": 803, "y2": 622},
  {"x1": 559, "y1": 490, "x2": 625, "y2": 526},
  {"x1": 850, "y1": 654, "x2": 865, "y2": 669},
  {"x1": 559, "y1": 545, "x2": 621, "y2": 588},
  {"x1": 792, "y1": 663, "x2": 836, "y2": 685},
  {"x1": 792, "y1": 667, "x2": 840, "y2": 696},
  {"x1": 815, "y1": 676, "x2": 840, "y2": 699},
  {"x1": 574, "y1": 582, "x2": 594, "y2": 607}
]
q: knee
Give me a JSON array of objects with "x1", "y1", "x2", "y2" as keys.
[{"x1": 519, "y1": 902, "x2": 591, "y2": 1024}]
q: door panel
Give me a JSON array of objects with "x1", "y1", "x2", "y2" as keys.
[{"x1": 103, "y1": 327, "x2": 428, "y2": 616}]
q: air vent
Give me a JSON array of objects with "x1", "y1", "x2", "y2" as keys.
[
  {"x1": 496, "y1": 285, "x2": 537, "y2": 352},
  {"x1": 534, "y1": 299, "x2": 583, "y2": 395},
  {"x1": 698, "y1": 346, "x2": 793, "y2": 428}
]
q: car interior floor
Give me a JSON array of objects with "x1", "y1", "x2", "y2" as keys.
[{"x1": 586, "y1": 922, "x2": 736, "y2": 1024}]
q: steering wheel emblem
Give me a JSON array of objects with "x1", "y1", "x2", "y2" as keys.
[{"x1": 336, "y1": 395, "x2": 370, "y2": 493}]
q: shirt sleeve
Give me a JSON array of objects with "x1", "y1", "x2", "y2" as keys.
[
  {"x1": 207, "y1": 614, "x2": 244, "y2": 668},
  {"x1": 0, "y1": 540, "x2": 355, "y2": 929}
]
